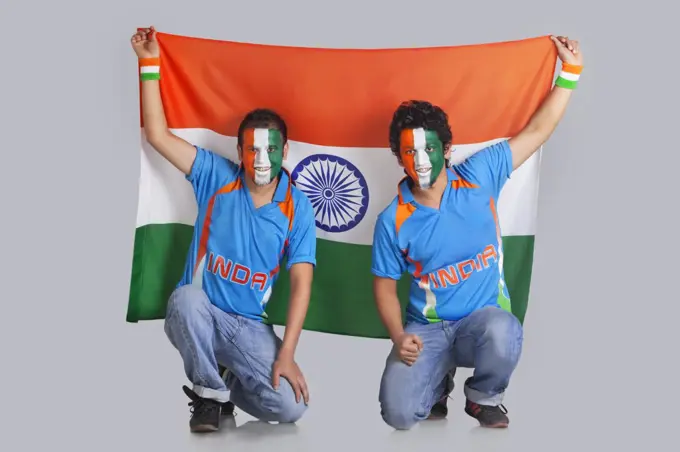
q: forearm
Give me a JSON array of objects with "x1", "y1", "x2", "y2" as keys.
[
  {"x1": 139, "y1": 66, "x2": 196, "y2": 174},
  {"x1": 279, "y1": 266, "x2": 313, "y2": 357},
  {"x1": 141, "y1": 78, "x2": 169, "y2": 141},
  {"x1": 509, "y1": 85, "x2": 575, "y2": 169},
  {"x1": 374, "y1": 280, "x2": 405, "y2": 344},
  {"x1": 523, "y1": 85, "x2": 573, "y2": 142}
]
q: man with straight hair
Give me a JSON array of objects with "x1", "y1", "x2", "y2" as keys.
[{"x1": 131, "y1": 26, "x2": 317, "y2": 433}]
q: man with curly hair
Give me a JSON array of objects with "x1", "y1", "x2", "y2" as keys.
[{"x1": 372, "y1": 35, "x2": 583, "y2": 429}]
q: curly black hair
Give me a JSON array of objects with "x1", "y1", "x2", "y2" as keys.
[
  {"x1": 388, "y1": 100, "x2": 453, "y2": 157},
  {"x1": 237, "y1": 108, "x2": 288, "y2": 147}
]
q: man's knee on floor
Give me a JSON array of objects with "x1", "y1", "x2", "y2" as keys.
[
  {"x1": 381, "y1": 408, "x2": 419, "y2": 430},
  {"x1": 379, "y1": 392, "x2": 421, "y2": 430},
  {"x1": 261, "y1": 382, "x2": 307, "y2": 423}
]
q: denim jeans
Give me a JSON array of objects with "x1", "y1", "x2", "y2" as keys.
[
  {"x1": 164, "y1": 284, "x2": 307, "y2": 423},
  {"x1": 379, "y1": 305, "x2": 523, "y2": 430}
]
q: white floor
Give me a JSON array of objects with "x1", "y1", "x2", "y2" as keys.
[{"x1": 100, "y1": 320, "x2": 627, "y2": 452}]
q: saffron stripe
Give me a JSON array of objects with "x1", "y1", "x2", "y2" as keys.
[{"x1": 140, "y1": 32, "x2": 557, "y2": 147}]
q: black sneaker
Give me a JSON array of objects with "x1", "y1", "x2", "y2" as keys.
[
  {"x1": 428, "y1": 394, "x2": 450, "y2": 419},
  {"x1": 182, "y1": 385, "x2": 222, "y2": 432},
  {"x1": 464, "y1": 399, "x2": 509, "y2": 428},
  {"x1": 220, "y1": 400, "x2": 235, "y2": 416},
  {"x1": 427, "y1": 372, "x2": 455, "y2": 420}
]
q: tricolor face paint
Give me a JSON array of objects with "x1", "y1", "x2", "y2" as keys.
[
  {"x1": 242, "y1": 128, "x2": 284, "y2": 185},
  {"x1": 399, "y1": 128, "x2": 445, "y2": 189}
]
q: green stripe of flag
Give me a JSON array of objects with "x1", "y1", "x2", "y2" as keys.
[{"x1": 126, "y1": 223, "x2": 535, "y2": 337}]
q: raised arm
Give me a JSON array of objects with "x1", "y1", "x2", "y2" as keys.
[
  {"x1": 508, "y1": 35, "x2": 583, "y2": 170},
  {"x1": 131, "y1": 26, "x2": 196, "y2": 175}
]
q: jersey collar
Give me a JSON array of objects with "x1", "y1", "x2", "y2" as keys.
[{"x1": 273, "y1": 168, "x2": 292, "y2": 202}]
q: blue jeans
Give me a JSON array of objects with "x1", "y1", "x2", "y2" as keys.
[
  {"x1": 164, "y1": 284, "x2": 307, "y2": 423},
  {"x1": 379, "y1": 306, "x2": 523, "y2": 430}
]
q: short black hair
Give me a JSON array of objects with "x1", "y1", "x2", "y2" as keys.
[
  {"x1": 388, "y1": 100, "x2": 453, "y2": 157},
  {"x1": 237, "y1": 108, "x2": 288, "y2": 147}
]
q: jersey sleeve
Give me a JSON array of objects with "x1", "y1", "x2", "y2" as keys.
[
  {"x1": 186, "y1": 146, "x2": 240, "y2": 206},
  {"x1": 453, "y1": 139, "x2": 513, "y2": 199},
  {"x1": 285, "y1": 195, "x2": 317, "y2": 270},
  {"x1": 371, "y1": 211, "x2": 407, "y2": 280}
]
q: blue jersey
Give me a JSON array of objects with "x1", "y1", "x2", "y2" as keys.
[
  {"x1": 177, "y1": 146, "x2": 317, "y2": 321},
  {"x1": 371, "y1": 140, "x2": 513, "y2": 323}
]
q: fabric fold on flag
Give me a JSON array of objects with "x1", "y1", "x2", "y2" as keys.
[{"x1": 127, "y1": 32, "x2": 558, "y2": 338}]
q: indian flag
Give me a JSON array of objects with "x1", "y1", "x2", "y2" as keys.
[{"x1": 127, "y1": 32, "x2": 558, "y2": 338}]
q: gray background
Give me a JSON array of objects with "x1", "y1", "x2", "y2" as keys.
[{"x1": 1, "y1": 0, "x2": 677, "y2": 450}]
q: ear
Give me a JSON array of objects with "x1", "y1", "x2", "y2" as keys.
[
  {"x1": 443, "y1": 143, "x2": 452, "y2": 160},
  {"x1": 283, "y1": 141, "x2": 289, "y2": 160},
  {"x1": 237, "y1": 145, "x2": 243, "y2": 161}
]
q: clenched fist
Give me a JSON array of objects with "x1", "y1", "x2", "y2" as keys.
[
  {"x1": 131, "y1": 26, "x2": 159, "y2": 59},
  {"x1": 551, "y1": 35, "x2": 583, "y2": 66},
  {"x1": 395, "y1": 333, "x2": 423, "y2": 366}
]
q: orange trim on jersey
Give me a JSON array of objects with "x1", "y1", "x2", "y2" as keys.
[
  {"x1": 396, "y1": 202, "x2": 416, "y2": 234},
  {"x1": 193, "y1": 178, "x2": 243, "y2": 277},
  {"x1": 395, "y1": 176, "x2": 416, "y2": 234},
  {"x1": 404, "y1": 253, "x2": 424, "y2": 278},
  {"x1": 269, "y1": 168, "x2": 296, "y2": 279},
  {"x1": 278, "y1": 169, "x2": 295, "y2": 232}
]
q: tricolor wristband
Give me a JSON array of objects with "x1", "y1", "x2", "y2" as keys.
[
  {"x1": 139, "y1": 57, "x2": 160, "y2": 81},
  {"x1": 555, "y1": 63, "x2": 582, "y2": 89}
]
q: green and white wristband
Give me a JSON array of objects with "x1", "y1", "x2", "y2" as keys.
[
  {"x1": 555, "y1": 63, "x2": 582, "y2": 89},
  {"x1": 139, "y1": 57, "x2": 160, "y2": 81}
]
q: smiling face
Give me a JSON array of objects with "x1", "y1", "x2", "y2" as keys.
[
  {"x1": 399, "y1": 127, "x2": 446, "y2": 189},
  {"x1": 241, "y1": 127, "x2": 284, "y2": 185}
]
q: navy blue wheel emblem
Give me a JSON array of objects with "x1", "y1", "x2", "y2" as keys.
[{"x1": 291, "y1": 154, "x2": 369, "y2": 233}]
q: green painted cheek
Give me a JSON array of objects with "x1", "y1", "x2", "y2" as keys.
[
  {"x1": 268, "y1": 129, "x2": 284, "y2": 180},
  {"x1": 428, "y1": 150, "x2": 445, "y2": 184},
  {"x1": 268, "y1": 150, "x2": 283, "y2": 179},
  {"x1": 424, "y1": 130, "x2": 445, "y2": 184}
]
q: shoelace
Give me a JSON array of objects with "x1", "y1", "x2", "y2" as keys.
[
  {"x1": 182, "y1": 385, "x2": 221, "y2": 416},
  {"x1": 182, "y1": 385, "x2": 237, "y2": 417},
  {"x1": 479, "y1": 403, "x2": 508, "y2": 415},
  {"x1": 188, "y1": 397, "x2": 220, "y2": 415}
]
